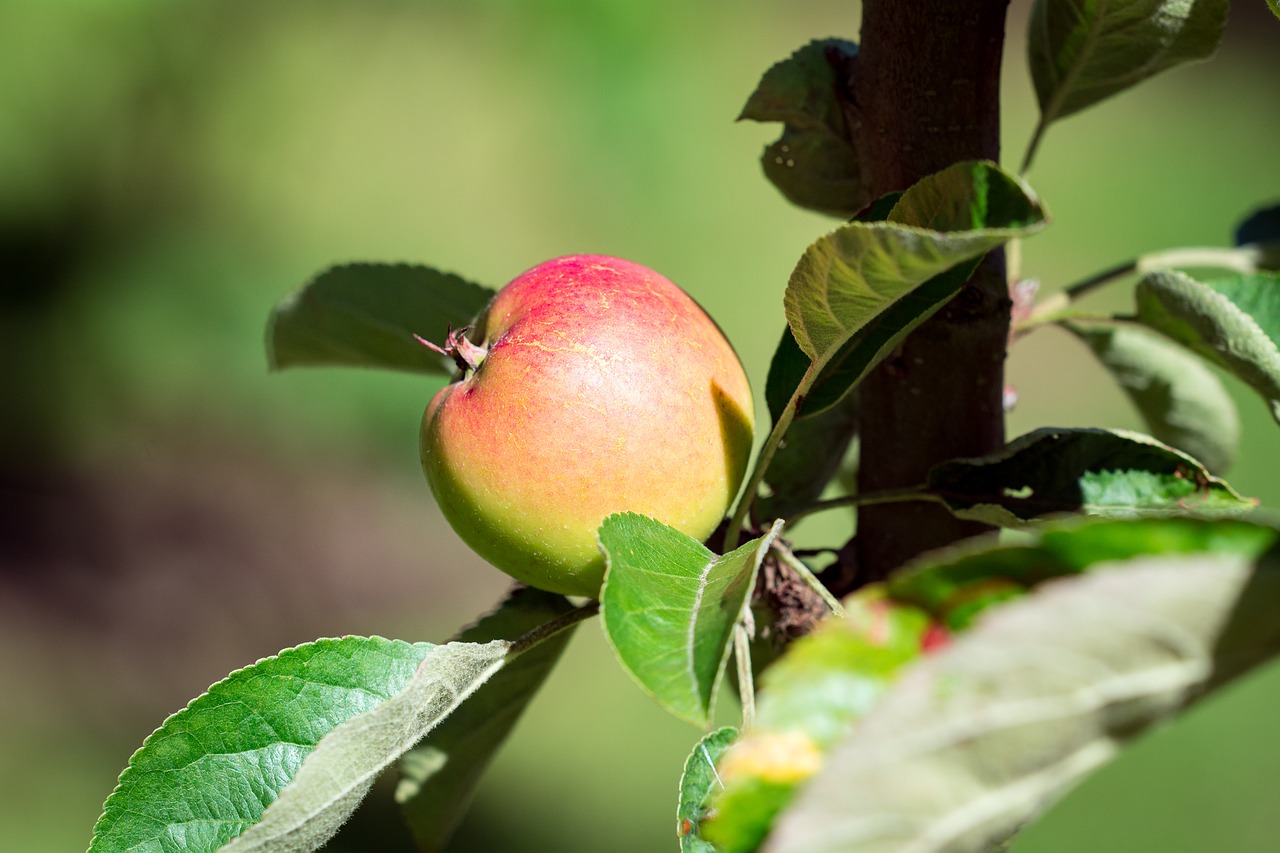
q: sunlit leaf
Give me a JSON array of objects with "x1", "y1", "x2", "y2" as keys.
[
  {"x1": 739, "y1": 39, "x2": 865, "y2": 217},
  {"x1": 927, "y1": 427, "x2": 1254, "y2": 528},
  {"x1": 1135, "y1": 269, "x2": 1280, "y2": 423},
  {"x1": 267, "y1": 262, "x2": 494, "y2": 374},
  {"x1": 396, "y1": 588, "x2": 579, "y2": 853},
  {"x1": 89, "y1": 637, "x2": 511, "y2": 853},
  {"x1": 1064, "y1": 320, "x2": 1239, "y2": 473},
  {"x1": 598, "y1": 514, "x2": 785, "y2": 727},
  {"x1": 783, "y1": 161, "x2": 1045, "y2": 396},
  {"x1": 765, "y1": 539, "x2": 1280, "y2": 853},
  {"x1": 1026, "y1": 0, "x2": 1228, "y2": 145},
  {"x1": 677, "y1": 727, "x2": 739, "y2": 852},
  {"x1": 704, "y1": 592, "x2": 934, "y2": 853}
]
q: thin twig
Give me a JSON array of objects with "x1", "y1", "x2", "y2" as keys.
[
  {"x1": 784, "y1": 484, "x2": 937, "y2": 529},
  {"x1": 733, "y1": 622, "x2": 755, "y2": 730},
  {"x1": 509, "y1": 599, "x2": 600, "y2": 656}
]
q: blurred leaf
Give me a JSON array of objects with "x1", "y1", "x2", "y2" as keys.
[
  {"x1": 784, "y1": 162, "x2": 1045, "y2": 389},
  {"x1": 764, "y1": 327, "x2": 810, "y2": 425},
  {"x1": 397, "y1": 587, "x2": 578, "y2": 853},
  {"x1": 677, "y1": 727, "x2": 739, "y2": 852},
  {"x1": 599, "y1": 514, "x2": 784, "y2": 727},
  {"x1": 1027, "y1": 0, "x2": 1228, "y2": 132},
  {"x1": 267, "y1": 262, "x2": 495, "y2": 374},
  {"x1": 739, "y1": 39, "x2": 866, "y2": 217},
  {"x1": 927, "y1": 427, "x2": 1255, "y2": 528},
  {"x1": 89, "y1": 637, "x2": 511, "y2": 853},
  {"x1": 705, "y1": 592, "x2": 933, "y2": 853},
  {"x1": 889, "y1": 515, "x2": 1276, "y2": 630},
  {"x1": 1235, "y1": 202, "x2": 1280, "y2": 247},
  {"x1": 1268, "y1": 0, "x2": 1280, "y2": 21},
  {"x1": 1135, "y1": 269, "x2": 1280, "y2": 422},
  {"x1": 765, "y1": 541, "x2": 1280, "y2": 853},
  {"x1": 1063, "y1": 320, "x2": 1240, "y2": 473}
]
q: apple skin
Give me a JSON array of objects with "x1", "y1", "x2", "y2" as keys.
[{"x1": 420, "y1": 254, "x2": 754, "y2": 597}]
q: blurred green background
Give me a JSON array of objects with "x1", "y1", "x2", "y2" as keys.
[{"x1": 2, "y1": 1, "x2": 1278, "y2": 850}]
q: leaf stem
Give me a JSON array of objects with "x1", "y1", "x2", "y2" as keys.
[
  {"x1": 1020, "y1": 117, "x2": 1049, "y2": 176},
  {"x1": 733, "y1": 622, "x2": 755, "y2": 730},
  {"x1": 509, "y1": 599, "x2": 600, "y2": 656},
  {"x1": 724, "y1": 360, "x2": 821, "y2": 552},
  {"x1": 771, "y1": 542, "x2": 846, "y2": 618},
  {"x1": 784, "y1": 484, "x2": 937, "y2": 529}
]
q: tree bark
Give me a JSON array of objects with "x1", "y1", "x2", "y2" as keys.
[{"x1": 849, "y1": 0, "x2": 1012, "y2": 584}]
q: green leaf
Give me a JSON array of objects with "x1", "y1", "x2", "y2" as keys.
[
  {"x1": 598, "y1": 514, "x2": 785, "y2": 727},
  {"x1": 1135, "y1": 269, "x2": 1280, "y2": 423},
  {"x1": 739, "y1": 39, "x2": 866, "y2": 217},
  {"x1": 1269, "y1": 0, "x2": 1280, "y2": 20},
  {"x1": 784, "y1": 160, "x2": 1046, "y2": 381},
  {"x1": 889, "y1": 515, "x2": 1277, "y2": 630},
  {"x1": 89, "y1": 636, "x2": 511, "y2": 853},
  {"x1": 677, "y1": 727, "x2": 738, "y2": 852},
  {"x1": 396, "y1": 588, "x2": 578, "y2": 853},
  {"x1": 1063, "y1": 320, "x2": 1240, "y2": 473},
  {"x1": 703, "y1": 593, "x2": 933, "y2": 853},
  {"x1": 765, "y1": 538, "x2": 1280, "y2": 853},
  {"x1": 927, "y1": 427, "x2": 1255, "y2": 528},
  {"x1": 267, "y1": 262, "x2": 495, "y2": 374},
  {"x1": 1027, "y1": 0, "x2": 1228, "y2": 130}
]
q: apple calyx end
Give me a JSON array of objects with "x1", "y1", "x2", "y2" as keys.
[{"x1": 414, "y1": 326, "x2": 487, "y2": 374}]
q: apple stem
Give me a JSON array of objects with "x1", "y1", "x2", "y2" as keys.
[{"x1": 413, "y1": 326, "x2": 488, "y2": 373}]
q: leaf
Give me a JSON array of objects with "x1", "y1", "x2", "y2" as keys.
[
  {"x1": 739, "y1": 39, "x2": 866, "y2": 217},
  {"x1": 927, "y1": 427, "x2": 1255, "y2": 528},
  {"x1": 764, "y1": 540, "x2": 1280, "y2": 853},
  {"x1": 1135, "y1": 269, "x2": 1280, "y2": 423},
  {"x1": 704, "y1": 593, "x2": 934, "y2": 853},
  {"x1": 396, "y1": 587, "x2": 578, "y2": 853},
  {"x1": 1234, "y1": 202, "x2": 1280, "y2": 248},
  {"x1": 783, "y1": 160, "x2": 1046, "y2": 386},
  {"x1": 598, "y1": 513, "x2": 785, "y2": 727},
  {"x1": 1269, "y1": 0, "x2": 1280, "y2": 21},
  {"x1": 677, "y1": 727, "x2": 739, "y2": 852},
  {"x1": 889, "y1": 515, "x2": 1277, "y2": 630},
  {"x1": 89, "y1": 636, "x2": 511, "y2": 853},
  {"x1": 1027, "y1": 0, "x2": 1228, "y2": 128},
  {"x1": 1063, "y1": 320, "x2": 1240, "y2": 473},
  {"x1": 267, "y1": 262, "x2": 494, "y2": 374}
]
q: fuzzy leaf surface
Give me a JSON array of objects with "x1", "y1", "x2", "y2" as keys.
[
  {"x1": 1027, "y1": 0, "x2": 1228, "y2": 127},
  {"x1": 1064, "y1": 320, "x2": 1239, "y2": 473},
  {"x1": 1135, "y1": 269, "x2": 1280, "y2": 423},
  {"x1": 599, "y1": 514, "x2": 784, "y2": 727},
  {"x1": 88, "y1": 637, "x2": 511, "y2": 853},
  {"x1": 678, "y1": 727, "x2": 739, "y2": 852},
  {"x1": 783, "y1": 161, "x2": 1045, "y2": 397},
  {"x1": 739, "y1": 39, "x2": 865, "y2": 217},
  {"x1": 267, "y1": 263, "x2": 494, "y2": 374},
  {"x1": 766, "y1": 540, "x2": 1280, "y2": 853},
  {"x1": 396, "y1": 588, "x2": 578, "y2": 853},
  {"x1": 927, "y1": 427, "x2": 1254, "y2": 528}
]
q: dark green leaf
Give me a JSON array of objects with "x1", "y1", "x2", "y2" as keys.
[
  {"x1": 1064, "y1": 320, "x2": 1239, "y2": 473},
  {"x1": 927, "y1": 427, "x2": 1255, "y2": 528},
  {"x1": 1027, "y1": 0, "x2": 1228, "y2": 127},
  {"x1": 1135, "y1": 269, "x2": 1280, "y2": 422},
  {"x1": 766, "y1": 537, "x2": 1280, "y2": 853},
  {"x1": 784, "y1": 161, "x2": 1046, "y2": 388},
  {"x1": 1268, "y1": 0, "x2": 1280, "y2": 22},
  {"x1": 703, "y1": 593, "x2": 933, "y2": 853},
  {"x1": 1235, "y1": 203, "x2": 1280, "y2": 247},
  {"x1": 90, "y1": 637, "x2": 512, "y2": 853},
  {"x1": 396, "y1": 588, "x2": 578, "y2": 853},
  {"x1": 267, "y1": 263, "x2": 494, "y2": 374},
  {"x1": 677, "y1": 727, "x2": 739, "y2": 852},
  {"x1": 739, "y1": 39, "x2": 866, "y2": 217},
  {"x1": 598, "y1": 514, "x2": 784, "y2": 727}
]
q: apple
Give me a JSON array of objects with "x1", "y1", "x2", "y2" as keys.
[{"x1": 419, "y1": 254, "x2": 755, "y2": 597}]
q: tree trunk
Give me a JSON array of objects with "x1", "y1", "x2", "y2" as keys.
[{"x1": 850, "y1": 0, "x2": 1012, "y2": 583}]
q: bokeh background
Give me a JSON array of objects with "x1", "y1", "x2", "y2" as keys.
[{"x1": 2, "y1": 1, "x2": 1279, "y2": 850}]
